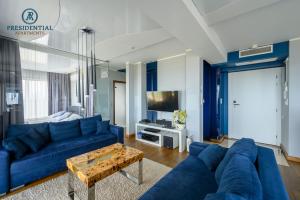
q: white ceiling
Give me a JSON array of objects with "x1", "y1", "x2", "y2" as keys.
[{"x1": 0, "y1": 0, "x2": 300, "y2": 71}]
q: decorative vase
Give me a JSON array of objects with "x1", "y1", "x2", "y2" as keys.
[
  {"x1": 187, "y1": 136, "x2": 193, "y2": 152},
  {"x1": 175, "y1": 123, "x2": 185, "y2": 130}
]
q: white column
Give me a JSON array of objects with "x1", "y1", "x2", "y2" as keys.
[
  {"x1": 135, "y1": 62, "x2": 147, "y2": 122},
  {"x1": 126, "y1": 62, "x2": 135, "y2": 136},
  {"x1": 286, "y1": 39, "x2": 300, "y2": 157},
  {"x1": 185, "y1": 52, "x2": 204, "y2": 142}
]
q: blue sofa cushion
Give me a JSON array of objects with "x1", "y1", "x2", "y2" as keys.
[
  {"x1": 139, "y1": 156, "x2": 218, "y2": 200},
  {"x1": 80, "y1": 115, "x2": 102, "y2": 136},
  {"x1": 6, "y1": 122, "x2": 50, "y2": 142},
  {"x1": 2, "y1": 138, "x2": 30, "y2": 159},
  {"x1": 198, "y1": 144, "x2": 227, "y2": 171},
  {"x1": 110, "y1": 125, "x2": 124, "y2": 143},
  {"x1": 10, "y1": 134, "x2": 117, "y2": 188},
  {"x1": 97, "y1": 120, "x2": 110, "y2": 135},
  {"x1": 0, "y1": 148, "x2": 10, "y2": 194},
  {"x1": 18, "y1": 128, "x2": 47, "y2": 152},
  {"x1": 49, "y1": 120, "x2": 81, "y2": 142},
  {"x1": 204, "y1": 193, "x2": 246, "y2": 200},
  {"x1": 215, "y1": 138, "x2": 257, "y2": 184},
  {"x1": 218, "y1": 154, "x2": 263, "y2": 200}
]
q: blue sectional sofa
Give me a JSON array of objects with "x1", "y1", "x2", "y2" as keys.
[
  {"x1": 0, "y1": 115, "x2": 124, "y2": 195},
  {"x1": 139, "y1": 139, "x2": 289, "y2": 200}
]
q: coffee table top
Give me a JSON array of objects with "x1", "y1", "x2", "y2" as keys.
[{"x1": 66, "y1": 143, "x2": 144, "y2": 187}]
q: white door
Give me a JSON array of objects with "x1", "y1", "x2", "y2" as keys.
[
  {"x1": 114, "y1": 82, "x2": 126, "y2": 127},
  {"x1": 228, "y1": 68, "x2": 281, "y2": 145}
]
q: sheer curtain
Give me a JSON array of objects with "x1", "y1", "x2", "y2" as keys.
[
  {"x1": 48, "y1": 72, "x2": 70, "y2": 115},
  {"x1": 0, "y1": 38, "x2": 24, "y2": 139},
  {"x1": 22, "y1": 69, "x2": 48, "y2": 120}
]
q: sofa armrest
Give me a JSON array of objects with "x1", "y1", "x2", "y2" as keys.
[
  {"x1": 189, "y1": 142, "x2": 209, "y2": 156},
  {"x1": 0, "y1": 147, "x2": 10, "y2": 194},
  {"x1": 256, "y1": 146, "x2": 289, "y2": 200},
  {"x1": 110, "y1": 125, "x2": 124, "y2": 144}
]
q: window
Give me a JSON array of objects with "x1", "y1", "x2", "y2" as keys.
[{"x1": 22, "y1": 69, "x2": 48, "y2": 120}]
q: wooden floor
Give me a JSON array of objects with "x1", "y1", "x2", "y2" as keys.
[
  {"x1": 125, "y1": 136, "x2": 188, "y2": 168},
  {"x1": 2, "y1": 137, "x2": 300, "y2": 200}
]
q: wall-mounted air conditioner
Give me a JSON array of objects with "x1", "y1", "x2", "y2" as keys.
[{"x1": 239, "y1": 45, "x2": 273, "y2": 58}]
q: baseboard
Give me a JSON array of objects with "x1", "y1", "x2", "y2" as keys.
[
  {"x1": 281, "y1": 144, "x2": 300, "y2": 163},
  {"x1": 210, "y1": 136, "x2": 225, "y2": 144}
]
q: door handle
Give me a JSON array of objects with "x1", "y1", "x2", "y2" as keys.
[{"x1": 233, "y1": 100, "x2": 240, "y2": 106}]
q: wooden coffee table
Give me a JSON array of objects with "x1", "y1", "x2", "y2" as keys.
[{"x1": 66, "y1": 143, "x2": 144, "y2": 200}]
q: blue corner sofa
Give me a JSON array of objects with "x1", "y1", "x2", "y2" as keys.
[
  {"x1": 139, "y1": 139, "x2": 289, "y2": 200},
  {"x1": 0, "y1": 115, "x2": 124, "y2": 195}
]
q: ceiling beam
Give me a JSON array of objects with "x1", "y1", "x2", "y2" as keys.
[{"x1": 135, "y1": 0, "x2": 227, "y2": 63}]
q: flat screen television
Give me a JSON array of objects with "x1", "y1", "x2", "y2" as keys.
[{"x1": 147, "y1": 91, "x2": 179, "y2": 112}]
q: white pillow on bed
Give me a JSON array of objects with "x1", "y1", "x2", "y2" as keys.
[
  {"x1": 53, "y1": 112, "x2": 72, "y2": 122},
  {"x1": 64, "y1": 113, "x2": 82, "y2": 121},
  {"x1": 49, "y1": 111, "x2": 66, "y2": 118}
]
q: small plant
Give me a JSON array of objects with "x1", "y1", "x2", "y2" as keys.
[{"x1": 173, "y1": 110, "x2": 187, "y2": 125}]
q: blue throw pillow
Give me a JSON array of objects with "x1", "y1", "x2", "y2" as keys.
[
  {"x1": 215, "y1": 138, "x2": 257, "y2": 184},
  {"x1": 2, "y1": 138, "x2": 30, "y2": 159},
  {"x1": 7, "y1": 122, "x2": 50, "y2": 142},
  {"x1": 198, "y1": 144, "x2": 227, "y2": 171},
  {"x1": 96, "y1": 120, "x2": 110, "y2": 135},
  {"x1": 217, "y1": 154, "x2": 263, "y2": 200},
  {"x1": 80, "y1": 115, "x2": 102, "y2": 135},
  {"x1": 49, "y1": 119, "x2": 81, "y2": 142},
  {"x1": 204, "y1": 193, "x2": 246, "y2": 200},
  {"x1": 18, "y1": 128, "x2": 47, "y2": 152}
]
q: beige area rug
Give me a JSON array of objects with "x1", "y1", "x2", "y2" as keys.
[{"x1": 4, "y1": 158, "x2": 171, "y2": 200}]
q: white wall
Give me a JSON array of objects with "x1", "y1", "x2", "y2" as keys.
[
  {"x1": 126, "y1": 53, "x2": 204, "y2": 142},
  {"x1": 157, "y1": 53, "x2": 204, "y2": 141},
  {"x1": 157, "y1": 55, "x2": 186, "y2": 120},
  {"x1": 126, "y1": 62, "x2": 147, "y2": 135},
  {"x1": 285, "y1": 39, "x2": 300, "y2": 157},
  {"x1": 126, "y1": 63, "x2": 135, "y2": 135},
  {"x1": 134, "y1": 63, "x2": 147, "y2": 123},
  {"x1": 109, "y1": 70, "x2": 126, "y2": 123},
  {"x1": 185, "y1": 53, "x2": 203, "y2": 142},
  {"x1": 281, "y1": 62, "x2": 289, "y2": 152}
]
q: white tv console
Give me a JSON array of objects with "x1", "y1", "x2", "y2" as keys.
[{"x1": 135, "y1": 122, "x2": 187, "y2": 152}]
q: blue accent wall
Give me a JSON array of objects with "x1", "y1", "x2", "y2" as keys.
[
  {"x1": 226, "y1": 41, "x2": 289, "y2": 67},
  {"x1": 203, "y1": 61, "x2": 219, "y2": 139},
  {"x1": 146, "y1": 61, "x2": 157, "y2": 91},
  {"x1": 213, "y1": 41, "x2": 289, "y2": 135},
  {"x1": 146, "y1": 61, "x2": 158, "y2": 122},
  {"x1": 220, "y1": 71, "x2": 228, "y2": 135}
]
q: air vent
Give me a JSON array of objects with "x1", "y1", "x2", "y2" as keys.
[{"x1": 239, "y1": 45, "x2": 273, "y2": 58}]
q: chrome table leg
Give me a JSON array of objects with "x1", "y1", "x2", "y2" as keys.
[
  {"x1": 119, "y1": 159, "x2": 143, "y2": 185},
  {"x1": 68, "y1": 170, "x2": 74, "y2": 200},
  {"x1": 87, "y1": 185, "x2": 95, "y2": 200}
]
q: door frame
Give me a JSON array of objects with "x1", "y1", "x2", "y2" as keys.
[{"x1": 113, "y1": 80, "x2": 126, "y2": 125}]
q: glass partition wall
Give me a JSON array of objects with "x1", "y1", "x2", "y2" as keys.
[{"x1": 19, "y1": 45, "x2": 110, "y2": 124}]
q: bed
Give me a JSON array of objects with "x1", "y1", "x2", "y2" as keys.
[{"x1": 25, "y1": 111, "x2": 83, "y2": 124}]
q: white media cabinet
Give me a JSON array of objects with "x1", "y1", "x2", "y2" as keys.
[{"x1": 135, "y1": 122, "x2": 187, "y2": 152}]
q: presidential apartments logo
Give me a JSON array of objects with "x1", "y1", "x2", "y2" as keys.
[{"x1": 7, "y1": 8, "x2": 53, "y2": 36}]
